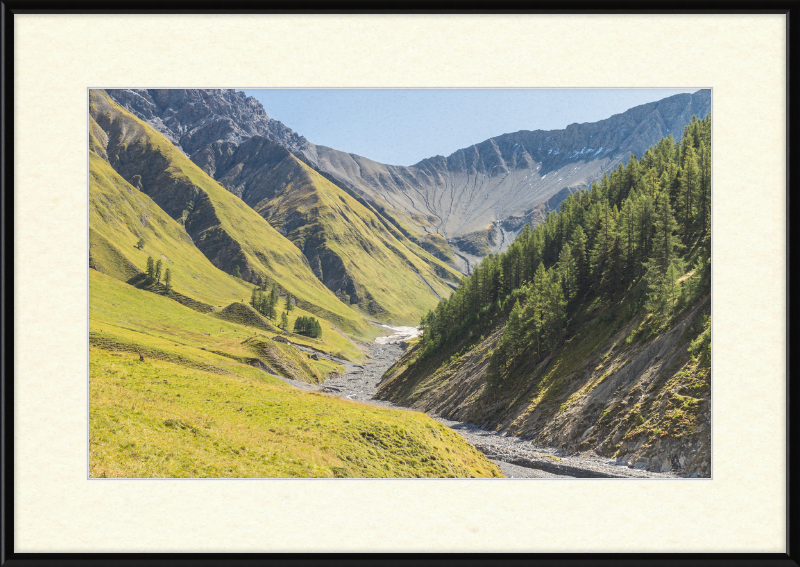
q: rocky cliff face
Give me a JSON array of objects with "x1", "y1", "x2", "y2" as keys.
[{"x1": 106, "y1": 89, "x2": 309, "y2": 157}]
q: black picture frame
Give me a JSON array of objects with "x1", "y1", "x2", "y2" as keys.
[{"x1": 1, "y1": 3, "x2": 795, "y2": 565}]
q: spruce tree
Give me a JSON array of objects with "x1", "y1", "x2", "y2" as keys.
[
  {"x1": 589, "y1": 201, "x2": 615, "y2": 288},
  {"x1": 502, "y1": 300, "x2": 524, "y2": 359},
  {"x1": 146, "y1": 256, "x2": 155, "y2": 281},
  {"x1": 280, "y1": 311, "x2": 289, "y2": 330},
  {"x1": 164, "y1": 268, "x2": 172, "y2": 292},
  {"x1": 602, "y1": 233, "x2": 624, "y2": 302},
  {"x1": 234, "y1": 265, "x2": 242, "y2": 279},
  {"x1": 677, "y1": 145, "x2": 699, "y2": 243},
  {"x1": 285, "y1": 292, "x2": 293, "y2": 312},
  {"x1": 569, "y1": 225, "x2": 588, "y2": 296},
  {"x1": 545, "y1": 272, "x2": 567, "y2": 346},
  {"x1": 648, "y1": 190, "x2": 681, "y2": 275},
  {"x1": 155, "y1": 259, "x2": 162, "y2": 283},
  {"x1": 268, "y1": 284, "x2": 279, "y2": 320},
  {"x1": 557, "y1": 242, "x2": 577, "y2": 300}
]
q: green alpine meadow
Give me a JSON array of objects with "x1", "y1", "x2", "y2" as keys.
[{"x1": 90, "y1": 88, "x2": 711, "y2": 478}]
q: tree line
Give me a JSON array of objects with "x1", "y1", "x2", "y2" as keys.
[
  {"x1": 419, "y1": 115, "x2": 711, "y2": 385},
  {"x1": 293, "y1": 316, "x2": 323, "y2": 338},
  {"x1": 250, "y1": 282, "x2": 321, "y2": 337},
  {"x1": 145, "y1": 255, "x2": 172, "y2": 291}
]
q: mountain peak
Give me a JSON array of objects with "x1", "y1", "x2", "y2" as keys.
[{"x1": 106, "y1": 88, "x2": 309, "y2": 157}]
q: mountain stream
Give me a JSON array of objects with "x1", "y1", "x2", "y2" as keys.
[{"x1": 287, "y1": 325, "x2": 677, "y2": 479}]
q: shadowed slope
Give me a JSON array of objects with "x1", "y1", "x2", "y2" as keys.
[
  {"x1": 194, "y1": 136, "x2": 463, "y2": 325},
  {"x1": 90, "y1": 89, "x2": 372, "y2": 339}
]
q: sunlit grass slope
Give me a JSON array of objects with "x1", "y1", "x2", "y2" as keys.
[
  {"x1": 90, "y1": 89, "x2": 373, "y2": 339},
  {"x1": 89, "y1": 150, "x2": 362, "y2": 360},
  {"x1": 90, "y1": 347, "x2": 503, "y2": 478},
  {"x1": 89, "y1": 272, "x2": 502, "y2": 478},
  {"x1": 90, "y1": 152, "x2": 254, "y2": 307},
  {"x1": 258, "y1": 157, "x2": 462, "y2": 324},
  {"x1": 90, "y1": 270, "x2": 360, "y2": 378}
]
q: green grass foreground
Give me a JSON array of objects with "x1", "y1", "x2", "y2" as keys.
[
  {"x1": 89, "y1": 271, "x2": 502, "y2": 478},
  {"x1": 89, "y1": 346, "x2": 502, "y2": 478}
]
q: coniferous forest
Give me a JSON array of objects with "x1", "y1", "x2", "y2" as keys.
[{"x1": 418, "y1": 116, "x2": 711, "y2": 388}]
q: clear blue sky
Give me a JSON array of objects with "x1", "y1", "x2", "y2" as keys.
[{"x1": 242, "y1": 88, "x2": 700, "y2": 167}]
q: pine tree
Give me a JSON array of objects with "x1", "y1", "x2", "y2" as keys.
[
  {"x1": 155, "y1": 259, "x2": 162, "y2": 283},
  {"x1": 501, "y1": 300, "x2": 524, "y2": 359},
  {"x1": 603, "y1": 233, "x2": 624, "y2": 302},
  {"x1": 545, "y1": 271, "x2": 567, "y2": 347},
  {"x1": 268, "y1": 284, "x2": 279, "y2": 320},
  {"x1": 569, "y1": 225, "x2": 589, "y2": 295},
  {"x1": 557, "y1": 242, "x2": 577, "y2": 300},
  {"x1": 618, "y1": 195, "x2": 638, "y2": 281},
  {"x1": 698, "y1": 141, "x2": 711, "y2": 235},
  {"x1": 164, "y1": 268, "x2": 172, "y2": 292},
  {"x1": 645, "y1": 257, "x2": 685, "y2": 323},
  {"x1": 258, "y1": 292, "x2": 268, "y2": 316},
  {"x1": 135, "y1": 237, "x2": 146, "y2": 250},
  {"x1": 234, "y1": 265, "x2": 242, "y2": 279},
  {"x1": 648, "y1": 190, "x2": 681, "y2": 275},
  {"x1": 589, "y1": 201, "x2": 615, "y2": 290},
  {"x1": 285, "y1": 292, "x2": 293, "y2": 312},
  {"x1": 280, "y1": 311, "x2": 289, "y2": 330},
  {"x1": 528, "y1": 265, "x2": 548, "y2": 359},
  {"x1": 676, "y1": 145, "x2": 699, "y2": 243},
  {"x1": 250, "y1": 288, "x2": 258, "y2": 308},
  {"x1": 146, "y1": 256, "x2": 155, "y2": 281}
]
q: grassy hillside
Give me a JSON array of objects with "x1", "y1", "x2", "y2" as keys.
[
  {"x1": 90, "y1": 270, "x2": 355, "y2": 379},
  {"x1": 191, "y1": 134, "x2": 462, "y2": 324},
  {"x1": 90, "y1": 152, "x2": 252, "y2": 307},
  {"x1": 89, "y1": 273, "x2": 501, "y2": 478},
  {"x1": 255, "y1": 156, "x2": 461, "y2": 324},
  {"x1": 89, "y1": 146, "x2": 364, "y2": 361},
  {"x1": 88, "y1": 91, "x2": 505, "y2": 478},
  {"x1": 90, "y1": 347, "x2": 502, "y2": 478},
  {"x1": 89, "y1": 89, "x2": 374, "y2": 340}
]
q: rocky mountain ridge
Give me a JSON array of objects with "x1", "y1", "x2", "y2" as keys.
[
  {"x1": 107, "y1": 88, "x2": 710, "y2": 269},
  {"x1": 304, "y1": 90, "x2": 710, "y2": 243},
  {"x1": 106, "y1": 89, "x2": 309, "y2": 157}
]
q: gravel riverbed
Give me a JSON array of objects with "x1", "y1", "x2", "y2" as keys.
[{"x1": 288, "y1": 326, "x2": 679, "y2": 479}]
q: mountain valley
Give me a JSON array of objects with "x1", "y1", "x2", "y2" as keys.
[{"x1": 89, "y1": 88, "x2": 712, "y2": 478}]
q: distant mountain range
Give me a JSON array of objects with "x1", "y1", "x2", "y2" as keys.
[{"x1": 107, "y1": 88, "x2": 710, "y2": 274}]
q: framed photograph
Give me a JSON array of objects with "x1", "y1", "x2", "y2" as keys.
[{"x1": 2, "y1": 5, "x2": 792, "y2": 564}]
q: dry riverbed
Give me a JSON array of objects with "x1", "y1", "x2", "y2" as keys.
[{"x1": 290, "y1": 325, "x2": 680, "y2": 479}]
